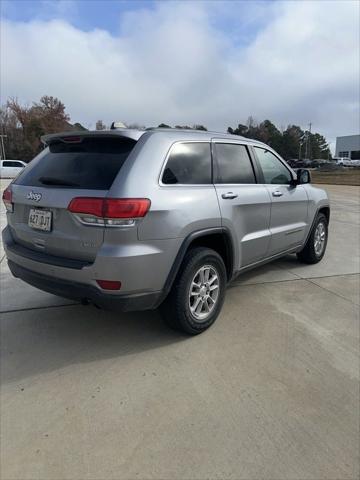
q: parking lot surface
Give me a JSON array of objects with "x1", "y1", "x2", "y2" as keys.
[{"x1": 1, "y1": 180, "x2": 359, "y2": 480}]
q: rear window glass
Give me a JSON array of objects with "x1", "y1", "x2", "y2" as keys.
[
  {"x1": 15, "y1": 136, "x2": 136, "y2": 190},
  {"x1": 162, "y1": 142, "x2": 211, "y2": 184}
]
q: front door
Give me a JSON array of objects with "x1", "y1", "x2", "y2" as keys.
[{"x1": 253, "y1": 147, "x2": 309, "y2": 256}]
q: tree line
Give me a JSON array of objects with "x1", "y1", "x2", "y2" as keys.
[
  {"x1": 0, "y1": 96, "x2": 330, "y2": 162},
  {"x1": 227, "y1": 117, "x2": 331, "y2": 161}
]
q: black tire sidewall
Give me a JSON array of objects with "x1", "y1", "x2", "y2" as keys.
[
  {"x1": 172, "y1": 248, "x2": 227, "y2": 334},
  {"x1": 310, "y1": 214, "x2": 328, "y2": 261},
  {"x1": 298, "y1": 212, "x2": 328, "y2": 264}
]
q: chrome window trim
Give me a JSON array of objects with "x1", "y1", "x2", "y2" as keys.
[
  {"x1": 211, "y1": 138, "x2": 261, "y2": 146},
  {"x1": 158, "y1": 140, "x2": 213, "y2": 187},
  {"x1": 213, "y1": 183, "x2": 263, "y2": 187},
  {"x1": 157, "y1": 138, "x2": 292, "y2": 187}
]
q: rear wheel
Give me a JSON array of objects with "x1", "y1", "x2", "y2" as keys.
[
  {"x1": 161, "y1": 247, "x2": 227, "y2": 335},
  {"x1": 297, "y1": 213, "x2": 328, "y2": 264}
]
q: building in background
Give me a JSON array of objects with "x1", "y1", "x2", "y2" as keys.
[{"x1": 335, "y1": 135, "x2": 360, "y2": 160}]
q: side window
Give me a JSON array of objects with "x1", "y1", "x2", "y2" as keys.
[
  {"x1": 254, "y1": 147, "x2": 292, "y2": 184},
  {"x1": 162, "y1": 142, "x2": 211, "y2": 184},
  {"x1": 215, "y1": 143, "x2": 255, "y2": 184},
  {"x1": 3, "y1": 161, "x2": 22, "y2": 167}
]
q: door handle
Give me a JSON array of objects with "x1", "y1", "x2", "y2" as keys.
[
  {"x1": 272, "y1": 190, "x2": 283, "y2": 197},
  {"x1": 222, "y1": 192, "x2": 238, "y2": 200}
]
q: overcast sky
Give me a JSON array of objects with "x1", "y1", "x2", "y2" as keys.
[{"x1": 1, "y1": 0, "x2": 359, "y2": 150}]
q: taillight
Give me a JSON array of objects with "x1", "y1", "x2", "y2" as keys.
[
  {"x1": 61, "y1": 136, "x2": 82, "y2": 143},
  {"x1": 68, "y1": 198, "x2": 151, "y2": 226},
  {"x1": 96, "y1": 280, "x2": 122, "y2": 290},
  {"x1": 68, "y1": 198, "x2": 104, "y2": 217},
  {"x1": 2, "y1": 186, "x2": 13, "y2": 213},
  {"x1": 104, "y1": 199, "x2": 150, "y2": 218}
]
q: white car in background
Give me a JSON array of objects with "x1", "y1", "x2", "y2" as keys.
[
  {"x1": 0, "y1": 160, "x2": 27, "y2": 178},
  {"x1": 334, "y1": 157, "x2": 360, "y2": 167}
]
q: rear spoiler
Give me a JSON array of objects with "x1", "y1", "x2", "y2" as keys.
[{"x1": 41, "y1": 129, "x2": 145, "y2": 146}]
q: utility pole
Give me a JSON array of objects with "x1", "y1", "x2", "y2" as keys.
[
  {"x1": 304, "y1": 122, "x2": 312, "y2": 160},
  {"x1": 0, "y1": 134, "x2": 7, "y2": 160},
  {"x1": 308, "y1": 122, "x2": 312, "y2": 160}
]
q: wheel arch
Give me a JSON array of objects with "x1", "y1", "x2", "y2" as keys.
[
  {"x1": 302, "y1": 204, "x2": 330, "y2": 251},
  {"x1": 319, "y1": 206, "x2": 330, "y2": 224},
  {"x1": 157, "y1": 227, "x2": 235, "y2": 306}
]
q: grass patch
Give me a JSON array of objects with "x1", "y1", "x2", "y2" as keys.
[{"x1": 311, "y1": 169, "x2": 360, "y2": 186}]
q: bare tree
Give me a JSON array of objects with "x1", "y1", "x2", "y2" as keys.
[{"x1": 2, "y1": 96, "x2": 71, "y2": 160}]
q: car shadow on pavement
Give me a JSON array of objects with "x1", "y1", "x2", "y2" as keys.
[{"x1": 1, "y1": 304, "x2": 188, "y2": 385}]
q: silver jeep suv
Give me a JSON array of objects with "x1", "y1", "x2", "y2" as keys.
[{"x1": 2, "y1": 128, "x2": 330, "y2": 334}]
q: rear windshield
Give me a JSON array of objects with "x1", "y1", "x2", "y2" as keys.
[{"x1": 15, "y1": 136, "x2": 136, "y2": 190}]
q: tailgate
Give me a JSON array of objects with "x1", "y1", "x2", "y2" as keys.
[
  {"x1": 8, "y1": 135, "x2": 137, "y2": 262},
  {"x1": 8, "y1": 185, "x2": 105, "y2": 262}
]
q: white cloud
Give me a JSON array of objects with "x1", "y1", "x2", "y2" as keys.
[{"x1": 1, "y1": 0, "x2": 359, "y2": 146}]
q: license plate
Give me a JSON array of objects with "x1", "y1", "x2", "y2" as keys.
[{"x1": 28, "y1": 209, "x2": 52, "y2": 232}]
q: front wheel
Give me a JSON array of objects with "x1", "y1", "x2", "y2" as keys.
[
  {"x1": 160, "y1": 247, "x2": 227, "y2": 335},
  {"x1": 297, "y1": 213, "x2": 328, "y2": 264}
]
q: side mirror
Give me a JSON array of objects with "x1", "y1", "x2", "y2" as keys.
[{"x1": 293, "y1": 168, "x2": 311, "y2": 185}]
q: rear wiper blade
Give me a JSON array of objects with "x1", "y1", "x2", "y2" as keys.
[{"x1": 39, "y1": 176, "x2": 80, "y2": 187}]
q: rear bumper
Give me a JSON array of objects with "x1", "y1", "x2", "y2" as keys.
[
  {"x1": 7, "y1": 260, "x2": 162, "y2": 311},
  {"x1": 2, "y1": 225, "x2": 168, "y2": 311}
]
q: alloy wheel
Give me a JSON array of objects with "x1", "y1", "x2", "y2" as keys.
[{"x1": 188, "y1": 265, "x2": 220, "y2": 322}]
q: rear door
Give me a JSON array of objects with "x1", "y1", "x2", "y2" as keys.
[
  {"x1": 7, "y1": 161, "x2": 24, "y2": 178},
  {"x1": 213, "y1": 140, "x2": 271, "y2": 268},
  {"x1": 1, "y1": 161, "x2": 18, "y2": 178},
  {"x1": 252, "y1": 146, "x2": 309, "y2": 255},
  {"x1": 11, "y1": 161, "x2": 26, "y2": 176},
  {"x1": 0, "y1": 161, "x2": 6, "y2": 177},
  {"x1": 9, "y1": 135, "x2": 137, "y2": 262}
]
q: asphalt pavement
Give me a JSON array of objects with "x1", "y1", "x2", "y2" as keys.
[{"x1": 1, "y1": 180, "x2": 359, "y2": 480}]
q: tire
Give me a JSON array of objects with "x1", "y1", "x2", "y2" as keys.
[
  {"x1": 160, "y1": 247, "x2": 227, "y2": 335},
  {"x1": 297, "y1": 213, "x2": 328, "y2": 264}
]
